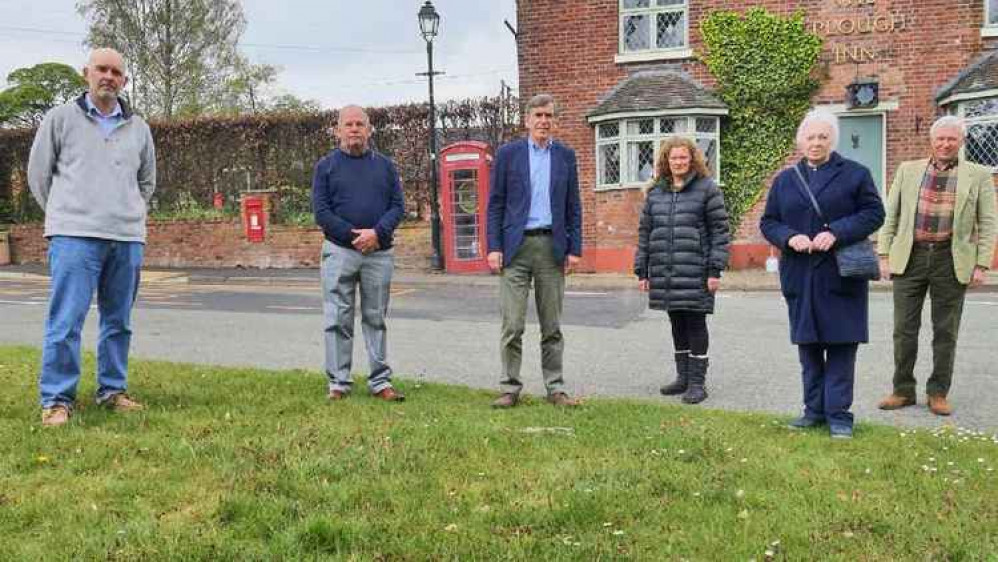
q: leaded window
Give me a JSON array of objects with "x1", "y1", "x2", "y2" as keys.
[
  {"x1": 594, "y1": 115, "x2": 722, "y2": 189},
  {"x1": 960, "y1": 98, "x2": 998, "y2": 170},
  {"x1": 620, "y1": 0, "x2": 688, "y2": 55}
]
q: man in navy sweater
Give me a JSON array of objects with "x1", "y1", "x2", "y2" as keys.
[{"x1": 312, "y1": 105, "x2": 406, "y2": 402}]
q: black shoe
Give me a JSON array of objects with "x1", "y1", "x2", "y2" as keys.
[
  {"x1": 829, "y1": 425, "x2": 854, "y2": 439},
  {"x1": 787, "y1": 416, "x2": 825, "y2": 430}
]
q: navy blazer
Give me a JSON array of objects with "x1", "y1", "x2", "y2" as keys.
[
  {"x1": 760, "y1": 152, "x2": 885, "y2": 345},
  {"x1": 486, "y1": 138, "x2": 583, "y2": 266}
]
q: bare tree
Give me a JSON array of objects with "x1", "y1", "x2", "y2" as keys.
[{"x1": 77, "y1": 0, "x2": 246, "y2": 118}]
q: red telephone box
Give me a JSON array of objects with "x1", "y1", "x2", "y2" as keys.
[{"x1": 439, "y1": 141, "x2": 492, "y2": 273}]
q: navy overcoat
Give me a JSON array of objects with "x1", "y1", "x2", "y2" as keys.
[{"x1": 760, "y1": 152, "x2": 885, "y2": 345}]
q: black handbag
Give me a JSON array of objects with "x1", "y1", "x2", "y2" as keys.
[{"x1": 790, "y1": 165, "x2": 880, "y2": 281}]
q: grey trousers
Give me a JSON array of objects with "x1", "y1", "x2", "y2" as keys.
[
  {"x1": 321, "y1": 241, "x2": 394, "y2": 393},
  {"x1": 499, "y1": 234, "x2": 566, "y2": 395}
]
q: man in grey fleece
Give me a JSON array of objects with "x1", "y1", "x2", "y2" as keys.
[{"x1": 28, "y1": 48, "x2": 156, "y2": 427}]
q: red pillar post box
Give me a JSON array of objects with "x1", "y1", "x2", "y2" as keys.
[{"x1": 439, "y1": 141, "x2": 493, "y2": 273}]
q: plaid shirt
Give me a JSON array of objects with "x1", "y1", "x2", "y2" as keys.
[{"x1": 913, "y1": 158, "x2": 959, "y2": 243}]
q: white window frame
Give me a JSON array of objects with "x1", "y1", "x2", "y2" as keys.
[
  {"x1": 948, "y1": 92, "x2": 998, "y2": 172},
  {"x1": 984, "y1": 0, "x2": 998, "y2": 37},
  {"x1": 616, "y1": 0, "x2": 692, "y2": 64},
  {"x1": 592, "y1": 112, "x2": 723, "y2": 191}
]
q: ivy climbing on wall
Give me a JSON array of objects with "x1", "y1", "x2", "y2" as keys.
[{"x1": 700, "y1": 8, "x2": 824, "y2": 230}]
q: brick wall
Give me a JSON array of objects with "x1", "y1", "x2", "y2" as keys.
[
  {"x1": 517, "y1": 0, "x2": 997, "y2": 270},
  {"x1": 8, "y1": 221, "x2": 433, "y2": 270}
]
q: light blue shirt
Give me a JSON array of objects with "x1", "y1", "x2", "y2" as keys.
[
  {"x1": 84, "y1": 94, "x2": 124, "y2": 139},
  {"x1": 526, "y1": 137, "x2": 552, "y2": 229}
]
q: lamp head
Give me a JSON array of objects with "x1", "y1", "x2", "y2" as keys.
[{"x1": 418, "y1": 1, "x2": 440, "y2": 42}]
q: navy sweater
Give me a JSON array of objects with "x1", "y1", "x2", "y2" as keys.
[{"x1": 312, "y1": 148, "x2": 405, "y2": 250}]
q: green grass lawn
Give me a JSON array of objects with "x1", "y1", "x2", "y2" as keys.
[{"x1": 1, "y1": 345, "x2": 997, "y2": 561}]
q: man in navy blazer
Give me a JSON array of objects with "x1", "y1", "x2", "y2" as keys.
[{"x1": 486, "y1": 93, "x2": 583, "y2": 408}]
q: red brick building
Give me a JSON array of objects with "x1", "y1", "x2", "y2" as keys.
[{"x1": 515, "y1": 0, "x2": 998, "y2": 271}]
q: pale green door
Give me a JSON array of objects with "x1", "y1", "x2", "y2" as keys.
[{"x1": 838, "y1": 114, "x2": 885, "y2": 193}]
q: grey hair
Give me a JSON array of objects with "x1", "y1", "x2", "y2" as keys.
[
  {"x1": 525, "y1": 93, "x2": 557, "y2": 114},
  {"x1": 930, "y1": 115, "x2": 966, "y2": 140},
  {"x1": 796, "y1": 108, "x2": 840, "y2": 150}
]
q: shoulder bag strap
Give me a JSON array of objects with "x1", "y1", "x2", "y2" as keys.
[{"x1": 791, "y1": 165, "x2": 829, "y2": 227}]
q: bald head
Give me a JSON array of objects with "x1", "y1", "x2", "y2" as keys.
[
  {"x1": 336, "y1": 105, "x2": 372, "y2": 155},
  {"x1": 83, "y1": 47, "x2": 128, "y2": 112},
  {"x1": 87, "y1": 48, "x2": 126, "y2": 73},
  {"x1": 338, "y1": 105, "x2": 369, "y2": 125}
]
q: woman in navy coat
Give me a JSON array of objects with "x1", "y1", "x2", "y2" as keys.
[{"x1": 760, "y1": 109, "x2": 885, "y2": 439}]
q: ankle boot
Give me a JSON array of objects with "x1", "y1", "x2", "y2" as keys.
[
  {"x1": 661, "y1": 351, "x2": 690, "y2": 395},
  {"x1": 682, "y1": 355, "x2": 708, "y2": 404}
]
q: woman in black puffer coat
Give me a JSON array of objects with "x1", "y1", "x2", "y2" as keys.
[{"x1": 634, "y1": 136, "x2": 730, "y2": 404}]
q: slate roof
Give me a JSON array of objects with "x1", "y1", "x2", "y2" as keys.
[
  {"x1": 936, "y1": 50, "x2": 998, "y2": 104},
  {"x1": 587, "y1": 69, "x2": 727, "y2": 120}
]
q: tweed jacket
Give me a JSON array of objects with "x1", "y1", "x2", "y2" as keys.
[{"x1": 878, "y1": 158, "x2": 997, "y2": 284}]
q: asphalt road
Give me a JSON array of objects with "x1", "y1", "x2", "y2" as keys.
[{"x1": 2, "y1": 275, "x2": 997, "y2": 431}]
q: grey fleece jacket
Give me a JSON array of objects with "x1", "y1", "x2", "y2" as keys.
[{"x1": 28, "y1": 94, "x2": 156, "y2": 243}]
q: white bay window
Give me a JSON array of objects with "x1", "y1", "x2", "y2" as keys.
[{"x1": 595, "y1": 114, "x2": 721, "y2": 189}]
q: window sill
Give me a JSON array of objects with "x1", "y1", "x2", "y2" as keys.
[
  {"x1": 982, "y1": 26, "x2": 998, "y2": 38},
  {"x1": 595, "y1": 180, "x2": 725, "y2": 192},
  {"x1": 596, "y1": 183, "x2": 646, "y2": 192},
  {"x1": 614, "y1": 48, "x2": 694, "y2": 64}
]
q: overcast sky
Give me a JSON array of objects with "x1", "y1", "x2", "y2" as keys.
[{"x1": 0, "y1": 0, "x2": 519, "y2": 109}]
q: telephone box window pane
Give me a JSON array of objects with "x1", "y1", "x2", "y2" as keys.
[{"x1": 450, "y1": 169, "x2": 481, "y2": 260}]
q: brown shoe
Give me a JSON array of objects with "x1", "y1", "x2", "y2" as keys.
[
  {"x1": 373, "y1": 387, "x2": 405, "y2": 402},
  {"x1": 41, "y1": 404, "x2": 71, "y2": 427},
  {"x1": 102, "y1": 393, "x2": 144, "y2": 412},
  {"x1": 927, "y1": 395, "x2": 952, "y2": 416},
  {"x1": 491, "y1": 393, "x2": 519, "y2": 409},
  {"x1": 546, "y1": 392, "x2": 580, "y2": 407},
  {"x1": 328, "y1": 389, "x2": 348, "y2": 401},
  {"x1": 877, "y1": 394, "x2": 916, "y2": 410}
]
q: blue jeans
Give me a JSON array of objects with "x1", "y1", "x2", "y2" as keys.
[
  {"x1": 320, "y1": 241, "x2": 394, "y2": 394},
  {"x1": 39, "y1": 236, "x2": 144, "y2": 409}
]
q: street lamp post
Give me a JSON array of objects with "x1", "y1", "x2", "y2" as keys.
[{"x1": 418, "y1": 0, "x2": 445, "y2": 271}]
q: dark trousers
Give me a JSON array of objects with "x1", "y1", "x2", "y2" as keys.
[
  {"x1": 892, "y1": 245, "x2": 967, "y2": 398},
  {"x1": 668, "y1": 310, "x2": 708, "y2": 356},
  {"x1": 798, "y1": 343, "x2": 858, "y2": 429}
]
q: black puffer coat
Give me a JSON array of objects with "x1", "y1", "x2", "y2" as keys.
[{"x1": 634, "y1": 174, "x2": 730, "y2": 313}]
